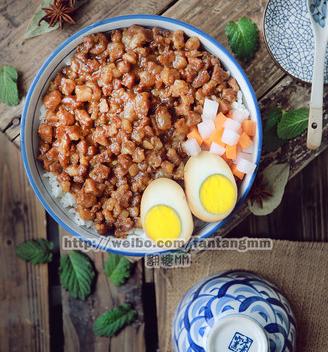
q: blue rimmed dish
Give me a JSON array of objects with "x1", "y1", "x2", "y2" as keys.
[
  {"x1": 264, "y1": 0, "x2": 328, "y2": 83},
  {"x1": 172, "y1": 270, "x2": 296, "y2": 352},
  {"x1": 21, "y1": 15, "x2": 262, "y2": 256}
]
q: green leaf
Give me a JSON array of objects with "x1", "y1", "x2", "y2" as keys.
[
  {"x1": 60, "y1": 251, "x2": 95, "y2": 300},
  {"x1": 93, "y1": 304, "x2": 137, "y2": 337},
  {"x1": 104, "y1": 253, "x2": 131, "y2": 286},
  {"x1": 24, "y1": 0, "x2": 59, "y2": 40},
  {"x1": 225, "y1": 17, "x2": 259, "y2": 61},
  {"x1": 277, "y1": 108, "x2": 309, "y2": 140},
  {"x1": 16, "y1": 239, "x2": 53, "y2": 264},
  {"x1": 263, "y1": 108, "x2": 285, "y2": 152},
  {"x1": 264, "y1": 108, "x2": 282, "y2": 131},
  {"x1": 0, "y1": 65, "x2": 19, "y2": 106},
  {"x1": 248, "y1": 163, "x2": 290, "y2": 216}
]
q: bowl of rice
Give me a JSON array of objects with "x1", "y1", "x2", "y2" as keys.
[{"x1": 21, "y1": 15, "x2": 262, "y2": 256}]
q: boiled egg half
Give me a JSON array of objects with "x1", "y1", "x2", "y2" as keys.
[
  {"x1": 184, "y1": 151, "x2": 238, "y2": 222},
  {"x1": 140, "y1": 178, "x2": 194, "y2": 242}
]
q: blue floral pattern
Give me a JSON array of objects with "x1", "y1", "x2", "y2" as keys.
[
  {"x1": 264, "y1": 0, "x2": 328, "y2": 83},
  {"x1": 310, "y1": 0, "x2": 327, "y2": 27},
  {"x1": 172, "y1": 271, "x2": 296, "y2": 352}
]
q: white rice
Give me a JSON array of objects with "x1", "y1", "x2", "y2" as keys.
[
  {"x1": 39, "y1": 105, "x2": 47, "y2": 123},
  {"x1": 43, "y1": 172, "x2": 94, "y2": 229}
]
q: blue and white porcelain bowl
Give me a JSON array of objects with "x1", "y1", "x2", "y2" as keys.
[
  {"x1": 21, "y1": 15, "x2": 262, "y2": 256},
  {"x1": 172, "y1": 271, "x2": 296, "y2": 352},
  {"x1": 264, "y1": 0, "x2": 328, "y2": 83}
]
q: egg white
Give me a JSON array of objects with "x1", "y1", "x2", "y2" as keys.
[
  {"x1": 140, "y1": 178, "x2": 194, "y2": 242},
  {"x1": 184, "y1": 151, "x2": 237, "y2": 222}
]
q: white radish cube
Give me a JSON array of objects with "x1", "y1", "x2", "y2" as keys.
[
  {"x1": 221, "y1": 128, "x2": 240, "y2": 146},
  {"x1": 202, "y1": 98, "x2": 219, "y2": 121},
  {"x1": 236, "y1": 158, "x2": 257, "y2": 174},
  {"x1": 224, "y1": 118, "x2": 241, "y2": 131},
  {"x1": 233, "y1": 152, "x2": 253, "y2": 165},
  {"x1": 210, "y1": 142, "x2": 226, "y2": 156},
  {"x1": 242, "y1": 143, "x2": 255, "y2": 154},
  {"x1": 182, "y1": 138, "x2": 201, "y2": 156},
  {"x1": 231, "y1": 108, "x2": 249, "y2": 122},
  {"x1": 197, "y1": 120, "x2": 215, "y2": 140}
]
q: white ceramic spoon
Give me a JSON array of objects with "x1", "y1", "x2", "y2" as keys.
[{"x1": 307, "y1": 0, "x2": 328, "y2": 150}]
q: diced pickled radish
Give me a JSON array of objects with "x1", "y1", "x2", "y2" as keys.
[
  {"x1": 210, "y1": 142, "x2": 225, "y2": 156},
  {"x1": 202, "y1": 98, "x2": 219, "y2": 121},
  {"x1": 233, "y1": 152, "x2": 253, "y2": 165},
  {"x1": 224, "y1": 118, "x2": 241, "y2": 131},
  {"x1": 231, "y1": 107, "x2": 249, "y2": 122},
  {"x1": 236, "y1": 158, "x2": 257, "y2": 174},
  {"x1": 221, "y1": 128, "x2": 240, "y2": 146},
  {"x1": 198, "y1": 120, "x2": 215, "y2": 139},
  {"x1": 183, "y1": 138, "x2": 201, "y2": 156},
  {"x1": 242, "y1": 143, "x2": 255, "y2": 154}
]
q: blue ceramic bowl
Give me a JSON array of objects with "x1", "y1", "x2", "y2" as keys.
[
  {"x1": 172, "y1": 271, "x2": 296, "y2": 352},
  {"x1": 264, "y1": 0, "x2": 328, "y2": 83},
  {"x1": 21, "y1": 15, "x2": 262, "y2": 256}
]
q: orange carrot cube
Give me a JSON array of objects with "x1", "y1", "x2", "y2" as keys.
[
  {"x1": 187, "y1": 127, "x2": 203, "y2": 145},
  {"x1": 238, "y1": 132, "x2": 253, "y2": 149},
  {"x1": 214, "y1": 113, "x2": 227, "y2": 130},
  {"x1": 203, "y1": 128, "x2": 225, "y2": 149},
  {"x1": 231, "y1": 164, "x2": 245, "y2": 180},
  {"x1": 242, "y1": 119, "x2": 256, "y2": 137},
  {"x1": 222, "y1": 153, "x2": 233, "y2": 166},
  {"x1": 225, "y1": 144, "x2": 237, "y2": 160}
]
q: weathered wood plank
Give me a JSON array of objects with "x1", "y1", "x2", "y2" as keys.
[
  {"x1": 0, "y1": 132, "x2": 50, "y2": 352},
  {"x1": 0, "y1": 0, "x2": 174, "y2": 132},
  {"x1": 59, "y1": 229, "x2": 145, "y2": 352}
]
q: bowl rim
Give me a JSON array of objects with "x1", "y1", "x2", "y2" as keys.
[{"x1": 21, "y1": 14, "x2": 262, "y2": 256}]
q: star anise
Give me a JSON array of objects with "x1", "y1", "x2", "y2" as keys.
[
  {"x1": 248, "y1": 173, "x2": 273, "y2": 208},
  {"x1": 39, "y1": 0, "x2": 76, "y2": 29}
]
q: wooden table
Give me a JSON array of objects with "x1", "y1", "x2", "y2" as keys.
[{"x1": 0, "y1": 1, "x2": 327, "y2": 351}]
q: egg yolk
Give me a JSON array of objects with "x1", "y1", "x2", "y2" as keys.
[
  {"x1": 199, "y1": 174, "x2": 236, "y2": 214},
  {"x1": 144, "y1": 205, "x2": 181, "y2": 241}
]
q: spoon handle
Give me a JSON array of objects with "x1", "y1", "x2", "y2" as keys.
[{"x1": 307, "y1": 39, "x2": 325, "y2": 150}]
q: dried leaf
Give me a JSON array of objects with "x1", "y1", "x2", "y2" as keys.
[
  {"x1": 25, "y1": 0, "x2": 59, "y2": 40},
  {"x1": 248, "y1": 163, "x2": 290, "y2": 216}
]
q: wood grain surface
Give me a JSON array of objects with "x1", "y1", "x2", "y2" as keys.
[
  {"x1": 58, "y1": 229, "x2": 145, "y2": 352},
  {"x1": 0, "y1": 133, "x2": 50, "y2": 351}
]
